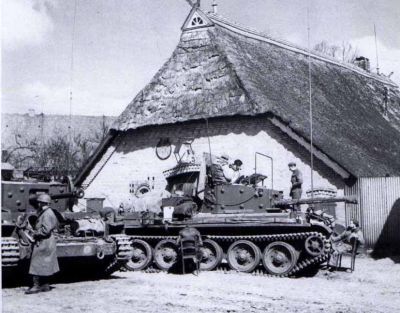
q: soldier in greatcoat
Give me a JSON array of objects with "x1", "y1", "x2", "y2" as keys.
[{"x1": 25, "y1": 194, "x2": 59, "y2": 294}]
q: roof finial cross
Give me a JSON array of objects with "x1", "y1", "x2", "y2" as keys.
[{"x1": 185, "y1": 0, "x2": 200, "y2": 8}]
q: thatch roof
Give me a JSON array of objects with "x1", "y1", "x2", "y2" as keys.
[{"x1": 112, "y1": 9, "x2": 400, "y2": 178}]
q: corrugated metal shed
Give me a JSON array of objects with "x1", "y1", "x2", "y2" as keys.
[{"x1": 345, "y1": 177, "x2": 400, "y2": 252}]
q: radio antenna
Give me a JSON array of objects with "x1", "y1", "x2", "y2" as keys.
[
  {"x1": 67, "y1": 0, "x2": 78, "y2": 175},
  {"x1": 307, "y1": 6, "x2": 314, "y2": 200},
  {"x1": 374, "y1": 24, "x2": 380, "y2": 75},
  {"x1": 205, "y1": 118, "x2": 212, "y2": 159}
]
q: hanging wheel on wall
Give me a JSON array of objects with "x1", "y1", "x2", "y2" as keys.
[{"x1": 155, "y1": 138, "x2": 172, "y2": 160}]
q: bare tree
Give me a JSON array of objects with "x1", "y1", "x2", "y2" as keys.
[
  {"x1": 3, "y1": 117, "x2": 112, "y2": 178},
  {"x1": 90, "y1": 115, "x2": 110, "y2": 144},
  {"x1": 3, "y1": 134, "x2": 41, "y2": 169},
  {"x1": 314, "y1": 40, "x2": 359, "y2": 63}
]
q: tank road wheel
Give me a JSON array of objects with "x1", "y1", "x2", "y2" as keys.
[
  {"x1": 125, "y1": 239, "x2": 153, "y2": 271},
  {"x1": 305, "y1": 235, "x2": 325, "y2": 257},
  {"x1": 227, "y1": 240, "x2": 261, "y2": 273},
  {"x1": 262, "y1": 241, "x2": 299, "y2": 276},
  {"x1": 200, "y1": 239, "x2": 223, "y2": 271},
  {"x1": 154, "y1": 239, "x2": 178, "y2": 271}
]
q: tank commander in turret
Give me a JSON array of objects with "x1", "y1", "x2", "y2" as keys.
[
  {"x1": 25, "y1": 193, "x2": 59, "y2": 294},
  {"x1": 205, "y1": 155, "x2": 242, "y2": 209},
  {"x1": 288, "y1": 162, "x2": 303, "y2": 211},
  {"x1": 209, "y1": 154, "x2": 243, "y2": 185}
]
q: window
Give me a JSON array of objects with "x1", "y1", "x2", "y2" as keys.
[{"x1": 191, "y1": 16, "x2": 204, "y2": 26}]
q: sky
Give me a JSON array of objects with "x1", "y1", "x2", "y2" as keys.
[{"x1": 2, "y1": 0, "x2": 400, "y2": 116}]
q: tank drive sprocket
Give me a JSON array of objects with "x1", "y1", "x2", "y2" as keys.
[{"x1": 304, "y1": 232, "x2": 330, "y2": 257}]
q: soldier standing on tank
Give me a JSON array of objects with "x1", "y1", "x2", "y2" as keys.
[
  {"x1": 288, "y1": 162, "x2": 303, "y2": 211},
  {"x1": 25, "y1": 193, "x2": 60, "y2": 294}
]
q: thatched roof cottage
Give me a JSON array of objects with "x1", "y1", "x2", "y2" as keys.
[{"x1": 76, "y1": 7, "x2": 400, "y2": 253}]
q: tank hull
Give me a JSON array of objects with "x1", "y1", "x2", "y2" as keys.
[
  {"x1": 1, "y1": 177, "x2": 133, "y2": 283},
  {"x1": 118, "y1": 212, "x2": 331, "y2": 276},
  {"x1": 1, "y1": 234, "x2": 132, "y2": 286}
]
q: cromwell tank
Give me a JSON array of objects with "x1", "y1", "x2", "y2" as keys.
[
  {"x1": 116, "y1": 154, "x2": 355, "y2": 276},
  {"x1": 1, "y1": 166, "x2": 132, "y2": 280}
]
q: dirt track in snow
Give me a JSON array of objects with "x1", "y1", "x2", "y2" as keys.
[{"x1": 2, "y1": 256, "x2": 400, "y2": 313}]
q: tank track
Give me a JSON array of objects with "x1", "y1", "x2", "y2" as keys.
[
  {"x1": 110, "y1": 234, "x2": 133, "y2": 260},
  {"x1": 1, "y1": 237, "x2": 20, "y2": 267},
  {"x1": 131, "y1": 231, "x2": 331, "y2": 277},
  {"x1": 103, "y1": 235, "x2": 133, "y2": 275},
  {"x1": 208, "y1": 231, "x2": 330, "y2": 277}
]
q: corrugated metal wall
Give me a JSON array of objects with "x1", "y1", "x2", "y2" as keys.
[
  {"x1": 345, "y1": 177, "x2": 400, "y2": 249},
  {"x1": 344, "y1": 180, "x2": 361, "y2": 225}
]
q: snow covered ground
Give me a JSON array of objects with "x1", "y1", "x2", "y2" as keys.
[{"x1": 2, "y1": 256, "x2": 400, "y2": 313}]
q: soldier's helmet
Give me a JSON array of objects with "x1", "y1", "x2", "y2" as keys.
[{"x1": 37, "y1": 194, "x2": 51, "y2": 204}]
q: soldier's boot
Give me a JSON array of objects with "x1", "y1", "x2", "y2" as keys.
[
  {"x1": 40, "y1": 276, "x2": 51, "y2": 292},
  {"x1": 25, "y1": 276, "x2": 41, "y2": 294}
]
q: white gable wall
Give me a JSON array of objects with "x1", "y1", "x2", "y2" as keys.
[{"x1": 81, "y1": 116, "x2": 345, "y2": 219}]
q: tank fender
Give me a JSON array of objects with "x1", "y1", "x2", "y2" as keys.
[{"x1": 309, "y1": 220, "x2": 333, "y2": 235}]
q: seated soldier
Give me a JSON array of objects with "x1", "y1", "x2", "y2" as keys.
[{"x1": 328, "y1": 219, "x2": 364, "y2": 270}]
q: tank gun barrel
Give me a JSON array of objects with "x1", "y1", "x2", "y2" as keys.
[
  {"x1": 50, "y1": 188, "x2": 85, "y2": 200},
  {"x1": 29, "y1": 188, "x2": 84, "y2": 202},
  {"x1": 275, "y1": 196, "x2": 357, "y2": 207}
]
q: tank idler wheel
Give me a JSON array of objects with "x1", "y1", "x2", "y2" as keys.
[
  {"x1": 125, "y1": 239, "x2": 153, "y2": 271},
  {"x1": 227, "y1": 240, "x2": 261, "y2": 273},
  {"x1": 305, "y1": 235, "x2": 325, "y2": 257},
  {"x1": 200, "y1": 239, "x2": 223, "y2": 271},
  {"x1": 154, "y1": 239, "x2": 178, "y2": 271},
  {"x1": 262, "y1": 241, "x2": 299, "y2": 276}
]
